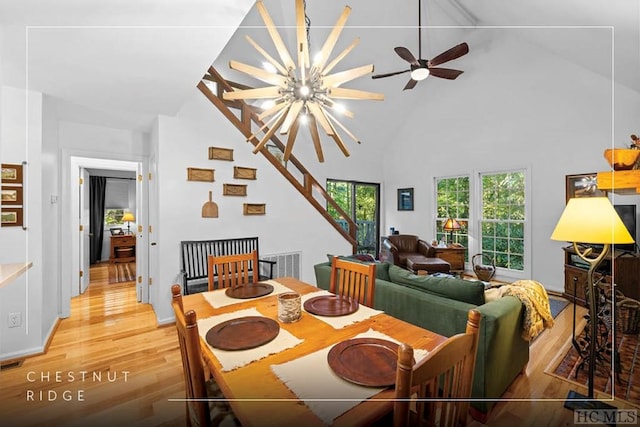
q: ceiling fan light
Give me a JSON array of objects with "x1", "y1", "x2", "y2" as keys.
[{"x1": 410, "y1": 67, "x2": 430, "y2": 81}]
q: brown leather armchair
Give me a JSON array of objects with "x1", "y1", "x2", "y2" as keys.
[{"x1": 380, "y1": 234, "x2": 450, "y2": 274}]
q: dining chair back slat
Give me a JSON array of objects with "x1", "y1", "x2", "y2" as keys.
[
  {"x1": 172, "y1": 286, "x2": 212, "y2": 427},
  {"x1": 329, "y1": 257, "x2": 376, "y2": 307},
  {"x1": 208, "y1": 250, "x2": 259, "y2": 290},
  {"x1": 394, "y1": 309, "x2": 481, "y2": 427}
]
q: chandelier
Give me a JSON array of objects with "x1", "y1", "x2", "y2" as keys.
[{"x1": 222, "y1": 0, "x2": 383, "y2": 163}]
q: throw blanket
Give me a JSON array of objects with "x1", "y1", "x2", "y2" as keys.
[{"x1": 498, "y1": 279, "x2": 554, "y2": 341}]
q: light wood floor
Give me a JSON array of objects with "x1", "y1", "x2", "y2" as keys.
[{"x1": 0, "y1": 265, "x2": 637, "y2": 426}]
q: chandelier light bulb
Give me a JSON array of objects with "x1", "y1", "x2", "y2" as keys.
[
  {"x1": 262, "y1": 61, "x2": 277, "y2": 74},
  {"x1": 299, "y1": 85, "x2": 310, "y2": 97},
  {"x1": 261, "y1": 99, "x2": 276, "y2": 109},
  {"x1": 333, "y1": 103, "x2": 346, "y2": 114}
]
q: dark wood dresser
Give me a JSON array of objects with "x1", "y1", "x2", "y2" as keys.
[{"x1": 110, "y1": 234, "x2": 136, "y2": 263}]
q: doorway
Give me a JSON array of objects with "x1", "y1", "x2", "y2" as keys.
[
  {"x1": 61, "y1": 154, "x2": 149, "y2": 319},
  {"x1": 326, "y1": 179, "x2": 381, "y2": 256}
]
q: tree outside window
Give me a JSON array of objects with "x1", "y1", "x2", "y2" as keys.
[
  {"x1": 480, "y1": 171, "x2": 525, "y2": 271},
  {"x1": 105, "y1": 209, "x2": 125, "y2": 226}
]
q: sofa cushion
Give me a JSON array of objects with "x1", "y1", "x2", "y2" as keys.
[{"x1": 388, "y1": 265, "x2": 485, "y2": 306}]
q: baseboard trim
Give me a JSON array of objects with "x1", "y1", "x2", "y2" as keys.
[{"x1": 0, "y1": 317, "x2": 61, "y2": 363}]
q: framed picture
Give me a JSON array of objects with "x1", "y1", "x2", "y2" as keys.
[
  {"x1": 397, "y1": 188, "x2": 414, "y2": 211},
  {"x1": 109, "y1": 227, "x2": 124, "y2": 236},
  {"x1": 1, "y1": 163, "x2": 23, "y2": 184},
  {"x1": 267, "y1": 144, "x2": 287, "y2": 168},
  {"x1": 1, "y1": 186, "x2": 23, "y2": 206},
  {"x1": 187, "y1": 167, "x2": 215, "y2": 182},
  {"x1": 565, "y1": 173, "x2": 606, "y2": 203},
  {"x1": 1, "y1": 207, "x2": 23, "y2": 227}
]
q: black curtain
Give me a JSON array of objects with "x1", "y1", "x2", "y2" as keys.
[{"x1": 90, "y1": 176, "x2": 107, "y2": 264}]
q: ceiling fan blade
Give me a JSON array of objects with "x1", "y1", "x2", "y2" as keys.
[
  {"x1": 371, "y1": 69, "x2": 411, "y2": 79},
  {"x1": 403, "y1": 79, "x2": 418, "y2": 91},
  {"x1": 429, "y1": 67, "x2": 464, "y2": 80},
  {"x1": 394, "y1": 47, "x2": 419, "y2": 65},
  {"x1": 429, "y1": 42, "x2": 469, "y2": 67}
]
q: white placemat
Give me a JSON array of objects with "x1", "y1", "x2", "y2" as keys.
[
  {"x1": 270, "y1": 329, "x2": 429, "y2": 425},
  {"x1": 197, "y1": 308, "x2": 303, "y2": 372},
  {"x1": 302, "y1": 290, "x2": 384, "y2": 329},
  {"x1": 201, "y1": 280, "x2": 293, "y2": 309}
]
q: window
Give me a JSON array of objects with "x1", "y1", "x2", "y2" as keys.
[
  {"x1": 105, "y1": 209, "x2": 125, "y2": 226},
  {"x1": 326, "y1": 180, "x2": 380, "y2": 256},
  {"x1": 480, "y1": 171, "x2": 525, "y2": 271},
  {"x1": 435, "y1": 176, "x2": 470, "y2": 253}
]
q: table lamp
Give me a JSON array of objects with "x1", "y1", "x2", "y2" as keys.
[
  {"x1": 550, "y1": 197, "x2": 634, "y2": 408},
  {"x1": 443, "y1": 218, "x2": 461, "y2": 244},
  {"x1": 122, "y1": 212, "x2": 135, "y2": 234}
]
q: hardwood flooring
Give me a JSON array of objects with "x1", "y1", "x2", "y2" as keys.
[
  {"x1": 0, "y1": 264, "x2": 184, "y2": 427},
  {"x1": 0, "y1": 266, "x2": 637, "y2": 426}
]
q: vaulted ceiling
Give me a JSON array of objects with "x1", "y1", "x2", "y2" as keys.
[{"x1": 1, "y1": 0, "x2": 638, "y2": 133}]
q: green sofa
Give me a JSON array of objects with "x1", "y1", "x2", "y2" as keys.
[{"x1": 314, "y1": 260, "x2": 529, "y2": 421}]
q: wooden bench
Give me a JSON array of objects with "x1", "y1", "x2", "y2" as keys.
[{"x1": 180, "y1": 237, "x2": 276, "y2": 294}]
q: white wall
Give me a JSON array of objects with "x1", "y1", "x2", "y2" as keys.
[
  {"x1": 152, "y1": 90, "x2": 353, "y2": 323},
  {"x1": 0, "y1": 85, "x2": 46, "y2": 359},
  {"x1": 381, "y1": 31, "x2": 640, "y2": 292}
]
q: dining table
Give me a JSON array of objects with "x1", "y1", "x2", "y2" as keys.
[{"x1": 181, "y1": 276, "x2": 447, "y2": 427}]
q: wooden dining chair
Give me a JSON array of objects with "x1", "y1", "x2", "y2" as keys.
[
  {"x1": 171, "y1": 285, "x2": 235, "y2": 427},
  {"x1": 394, "y1": 309, "x2": 481, "y2": 427},
  {"x1": 329, "y1": 256, "x2": 377, "y2": 307},
  {"x1": 208, "y1": 250, "x2": 259, "y2": 291}
]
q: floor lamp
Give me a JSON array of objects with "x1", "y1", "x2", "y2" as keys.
[{"x1": 550, "y1": 197, "x2": 634, "y2": 409}]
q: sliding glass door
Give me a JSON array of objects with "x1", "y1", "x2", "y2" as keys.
[{"x1": 327, "y1": 180, "x2": 380, "y2": 256}]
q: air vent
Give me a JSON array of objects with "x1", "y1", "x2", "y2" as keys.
[
  {"x1": 0, "y1": 360, "x2": 24, "y2": 371},
  {"x1": 262, "y1": 251, "x2": 302, "y2": 279}
]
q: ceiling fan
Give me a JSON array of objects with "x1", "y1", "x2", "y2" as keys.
[{"x1": 371, "y1": 0, "x2": 469, "y2": 90}]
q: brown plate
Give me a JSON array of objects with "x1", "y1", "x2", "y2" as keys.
[
  {"x1": 225, "y1": 282, "x2": 274, "y2": 299},
  {"x1": 303, "y1": 295, "x2": 359, "y2": 317},
  {"x1": 327, "y1": 338, "x2": 401, "y2": 387},
  {"x1": 205, "y1": 316, "x2": 279, "y2": 351}
]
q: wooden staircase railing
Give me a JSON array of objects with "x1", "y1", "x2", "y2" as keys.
[{"x1": 197, "y1": 66, "x2": 358, "y2": 252}]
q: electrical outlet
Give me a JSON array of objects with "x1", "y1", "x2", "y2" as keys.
[{"x1": 8, "y1": 312, "x2": 21, "y2": 328}]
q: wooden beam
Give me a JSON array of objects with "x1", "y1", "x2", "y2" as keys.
[
  {"x1": 329, "y1": 87, "x2": 384, "y2": 101},
  {"x1": 256, "y1": 0, "x2": 295, "y2": 70},
  {"x1": 245, "y1": 35, "x2": 288, "y2": 76}
]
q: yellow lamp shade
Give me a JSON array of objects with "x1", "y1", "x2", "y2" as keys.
[
  {"x1": 122, "y1": 212, "x2": 135, "y2": 222},
  {"x1": 550, "y1": 197, "x2": 634, "y2": 244}
]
